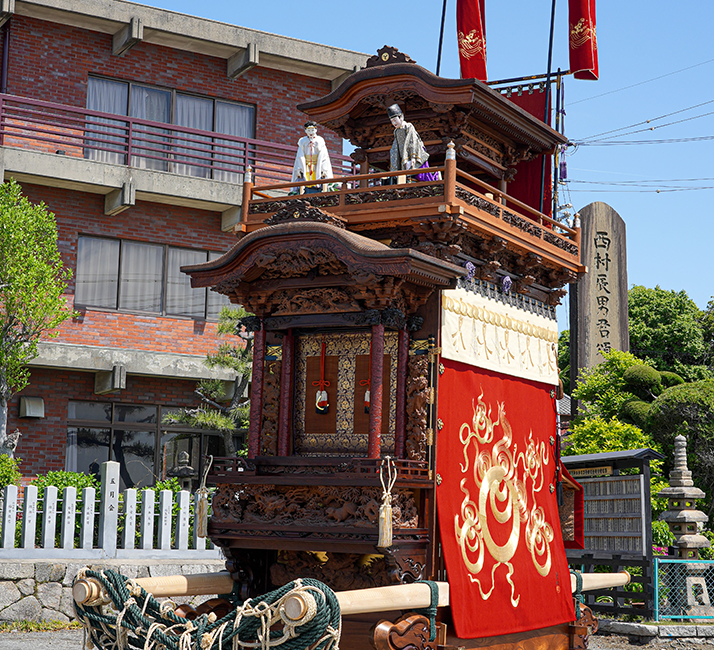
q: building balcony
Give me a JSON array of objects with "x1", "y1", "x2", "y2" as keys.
[{"x1": 0, "y1": 93, "x2": 355, "y2": 229}]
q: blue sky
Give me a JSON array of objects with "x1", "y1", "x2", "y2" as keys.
[{"x1": 141, "y1": 0, "x2": 714, "y2": 324}]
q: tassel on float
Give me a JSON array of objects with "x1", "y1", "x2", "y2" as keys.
[
  {"x1": 378, "y1": 456, "x2": 397, "y2": 548},
  {"x1": 313, "y1": 334, "x2": 330, "y2": 414},
  {"x1": 361, "y1": 339, "x2": 373, "y2": 414},
  {"x1": 364, "y1": 389, "x2": 370, "y2": 414}
]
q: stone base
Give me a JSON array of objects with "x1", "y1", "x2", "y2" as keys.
[{"x1": 0, "y1": 559, "x2": 226, "y2": 623}]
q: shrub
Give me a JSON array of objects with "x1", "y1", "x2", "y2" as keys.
[
  {"x1": 619, "y1": 398, "x2": 651, "y2": 429},
  {"x1": 0, "y1": 455, "x2": 21, "y2": 490},
  {"x1": 623, "y1": 364, "x2": 662, "y2": 400},
  {"x1": 31, "y1": 470, "x2": 99, "y2": 501},
  {"x1": 660, "y1": 371, "x2": 685, "y2": 389}
]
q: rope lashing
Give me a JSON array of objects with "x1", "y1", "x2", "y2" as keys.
[
  {"x1": 74, "y1": 568, "x2": 341, "y2": 650},
  {"x1": 570, "y1": 570, "x2": 584, "y2": 620},
  {"x1": 415, "y1": 580, "x2": 439, "y2": 641}
]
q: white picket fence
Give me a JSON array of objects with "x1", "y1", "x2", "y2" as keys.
[{"x1": 0, "y1": 461, "x2": 220, "y2": 559}]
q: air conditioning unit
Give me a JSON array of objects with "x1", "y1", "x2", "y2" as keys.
[{"x1": 19, "y1": 397, "x2": 45, "y2": 418}]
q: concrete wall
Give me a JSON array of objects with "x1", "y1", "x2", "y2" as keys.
[
  {"x1": 4, "y1": 14, "x2": 344, "y2": 155},
  {"x1": 0, "y1": 560, "x2": 225, "y2": 623}
]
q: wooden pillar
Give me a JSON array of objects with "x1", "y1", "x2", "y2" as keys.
[
  {"x1": 360, "y1": 158, "x2": 369, "y2": 189},
  {"x1": 444, "y1": 141, "x2": 456, "y2": 204},
  {"x1": 277, "y1": 329, "x2": 294, "y2": 457},
  {"x1": 368, "y1": 323, "x2": 385, "y2": 459},
  {"x1": 247, "y1": 324, "x2": 265, "y2": 459},
  {"x1": 237, "y1": 166, "x2": 253, "y2": 234},
  {"x1": 395, "y1": 328, "x2": 408, "y2": 458}
]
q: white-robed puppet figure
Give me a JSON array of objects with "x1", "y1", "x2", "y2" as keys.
[
  {"x1": 291, "y1": 121, "x2": 334, "y2": 193},
  {"x1": 387, "y1": 104, "x2": 440, "y2": 182}
]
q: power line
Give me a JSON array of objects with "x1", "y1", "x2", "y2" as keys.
[
  {"x1": 580, "y1": 98, "x2": 714, "y2": 141},
  {"x1": 578, "y1": 135, "x2": 714, "y2": 146},
  {"x1": 569, "y1": 58, "x2": 714, "y2": 106},
  {"x1": 583, "y1": 109, "x2": 714, "y2": 143}
]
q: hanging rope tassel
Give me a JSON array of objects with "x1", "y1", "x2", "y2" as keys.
[
  {"x1": 378, "y1": 456, "x2": 397, "y2": 548},
  {"x1": 195, "y1": 455, "x2": 213, "y2": 538},
  {"x1": 313, "y1": 334, "x2": 330, "y2": 414}
]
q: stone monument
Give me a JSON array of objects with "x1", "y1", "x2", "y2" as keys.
[{"x1": 569, "y1": 202, "x2": 629, "y2": 396}]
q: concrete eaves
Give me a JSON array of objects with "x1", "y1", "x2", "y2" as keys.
[
  {"x1": 15, "y1": 0, "x2": 368, "y2": 80},
  {"x1": 30, "y1": 341, "x2": 236, "y2": 382},
  {"x1": 0, "y1": 147, "x2": 243, "y2": 215}
]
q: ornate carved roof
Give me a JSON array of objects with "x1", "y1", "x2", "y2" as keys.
[
  {"x1": 298, "y1": 55, "x2": 568, "y2": 173},
  {"x1": 183, "y1": 216, "x2": 465, "y2": 321}
]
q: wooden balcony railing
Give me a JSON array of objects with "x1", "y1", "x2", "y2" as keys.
[
  {"x1": 0, "y1": 93, "x2": 356, "y2": 184},
  {"x1": 240, "y1": 151, "x2": 581, "y2": 265}
]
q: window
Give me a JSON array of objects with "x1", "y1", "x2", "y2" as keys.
[
  {"x1": 75, "y1": 235, "x2": 230, "y2": 319},
  {"x1": 66, "y1": 401, "x2": 244, "y2": 490},
  {"x1": 85, "y1": 77, "x2": 255, "y2": 179}
]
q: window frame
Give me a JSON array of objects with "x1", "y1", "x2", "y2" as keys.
[
  {"x1": 74, "y1": 234, "x2": 230, "y2": 321},
  {"x1": 86, "y1": 75, "x2": 257, "y2": 178}
]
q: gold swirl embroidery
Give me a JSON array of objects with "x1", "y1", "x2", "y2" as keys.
[{"x1": 453, "y1": 392, "x2": 553, "y2": 607}]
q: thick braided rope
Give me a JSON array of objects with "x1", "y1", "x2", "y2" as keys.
[
  {"x1": 73, "y1": 569, "x2": 341, "y2": 650},
  {"x1": 570, "y1": 570, "x2": 584, "y2": 621},
  {"x1": 414, "y1": 580, "x2": 439, "y2": 642}
]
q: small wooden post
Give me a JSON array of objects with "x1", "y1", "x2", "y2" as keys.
[
  {"x1": 123, "y1": 488, "x2": 137, "y2": 550},
  {"x1": 60, "y1": 486, "x2": 77, "y2": 550},
  {"x1": 395, "y1": 328, "x2": 409, "y2": 458},
  {"x1": 444, "y1": 141, "x2": 456, "y2": 204},
  {"x1": 42, "y1": 485, "x2": 58, "y2": 549},
  {"x1": 368, "y1": 322, "x2": 385, "y2": 458},
  {"x1": 98, "y1": 461, "x2": 119, "y2": 556},
  {"x1": 1, "y1": 484, "x2": 17, "y2": 548},
  {"x1": 140, "y1": 489, "x2": 155, "y2": 550},
  {"x1": 158, "y1": 490, "x2": 172, "y2": 550},
  {"x1": 21, "y1": 485, "x2": 38, "y2": 549},
  {"x1": 248, "y1": 323, "x2": 266, "y2": 459},
  {"x1": 278, "y1": 329, "x2": 294, "y2": 456},
  {"x1": 360, "y1": 159, "x2": 369, "y2": 189},
  {"x1": 80, "y1": 487, "x2": 95, "y2": 550},
  {"x1": 175, "y1": 490, "x2": 190, "y2": 550}
]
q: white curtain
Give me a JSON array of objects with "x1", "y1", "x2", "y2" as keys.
[
  {"x1": 206, "y1": 250, "x2": 232, "y2": 319},
  {"x1": 166, "y1": 247, "x2": 207, "y2": 317},
  {"x1": 174, "y1": 94, "x2": 213, "y2": 177},
  {"x1": 85, "y1": 78, "x2": 129, "y2": 164},
  {"x1": 75, "y1": 237, "x2": 120, "y2": 308},
  {"x1": 118, "y1": 241, "x2": 164, "y2": 312},
  {"x1": 214, "y1": 101, "x2": 255, "y2": 183},
  {"x1": 129, "y1": 85, "x2": 171, "y2": 171}
]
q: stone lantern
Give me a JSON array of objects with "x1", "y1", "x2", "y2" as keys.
[{"x1": 657, "y1": 434, "x2": 709, "y2": 559}]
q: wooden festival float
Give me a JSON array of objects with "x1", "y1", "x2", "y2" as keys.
[{"x1": 74, "y1": 48, "x2": 629, "y2": 650}]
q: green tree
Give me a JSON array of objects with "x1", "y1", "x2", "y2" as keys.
[
  {"x1": 571, "y1": 349, "x2": 655, "y2": 423},
  {"x1": 557, "y1": 329, "x2": 570, "y2": 394},
  {"x1": 163, "y1": 306, "x2": 253, "y2": 456},
  {"x1": 629, "y1": 285, "x2": 712, "y2": 382},
  {"x1": 0, "y1": 181, "x2": 73, "y2": 454}
]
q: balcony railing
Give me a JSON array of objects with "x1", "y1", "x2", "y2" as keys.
[
  {"x1": 0, "y1": 93, "x2": 356, "y2": 184},
  {"x1": 240, "y1": 155, "x2": 582, "y2": 267}
]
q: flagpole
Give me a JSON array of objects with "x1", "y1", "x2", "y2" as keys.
[
  {"x1": 436, "y1": 0, "x2": 448, "y2": 76},
  {"x1": 539, "y1": 0, "x2": 558, "y2": 214}
]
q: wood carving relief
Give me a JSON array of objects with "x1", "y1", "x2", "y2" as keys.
[
  {"x1": 212, "y1": 483, "x2": 418, "y2": 529},
  {"x1": 406, "y1": 355, "x2": 429, "y2": 462},
  {"x1": 273, "y1": 287, "x2": 360, "y2": 315},
  {"x1": 271, "y1": 551, "x2": 394, "y2": 591},
  {"x1": 259, "y1": 247, "x2": 347, "y2": 279},
  {"x1": 260, "y1": 360, "x2": 281, "y2": 455}
]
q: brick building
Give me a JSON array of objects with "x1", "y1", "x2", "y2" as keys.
[{"x1": 0, "y1": 0, "x2": 367, "y2": 488}]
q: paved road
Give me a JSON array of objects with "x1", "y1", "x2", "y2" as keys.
[{"x1": 0, "y1": 630, "x2": 84, "y2": 649}]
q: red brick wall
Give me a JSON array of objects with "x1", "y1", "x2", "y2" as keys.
[
  {"x1": 6, "y1": 15, "x2": 343, "y2": 155},
  {"x1": 7, "y1": 368, "x2": 202, "y2": 477},
  {"x1": 20, "y1": 183, "x2": 239, "y2": 356}
]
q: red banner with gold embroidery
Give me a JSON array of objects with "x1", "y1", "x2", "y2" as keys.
[
  {"x1": 569, "y1": 0, "x2": 598, "y2": 80},
  {"x1": 457, "y1": 0, "x2": 487, "y2": 81},
  {"x1": 436, "y1": 359, "x2": 574, "y2": 639}
]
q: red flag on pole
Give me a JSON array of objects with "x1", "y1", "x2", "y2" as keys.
[
  {"x1": 568, "y1": 0, "x2": 598, "y2": 80},
  {"x1": 457, "y1": 0, "x2": 487, "y2": 81}
]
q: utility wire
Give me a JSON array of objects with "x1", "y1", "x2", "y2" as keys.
[
  {"x1": 580, "y1": 98, "x2": 714, "y2": 141},
  {"x1": 569, "y1": 57, "x2": 714, "y2": 106},
  {"x1": 583, "y1": 109, "x2": 714, "y2": 143},
  {"x1": 579, "y1": 135, "x2": 714, "y2": 146}
]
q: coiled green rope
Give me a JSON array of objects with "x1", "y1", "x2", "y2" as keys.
[{"x1": 73, "y1": 568, "x2": 341, "y2": 650}]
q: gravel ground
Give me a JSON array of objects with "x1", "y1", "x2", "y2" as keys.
[{"x1": 590, "y1": 634, "x2": 714, "y2": 649}]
